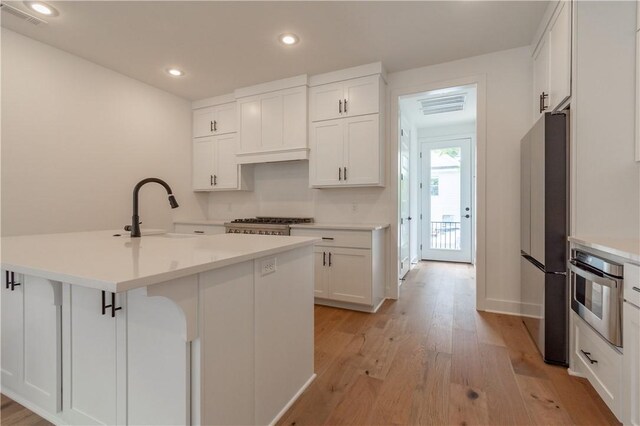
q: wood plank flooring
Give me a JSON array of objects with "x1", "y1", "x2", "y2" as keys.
[
  {"x1": 277, "y1": 261, "x2": 620, "y2": 426},
  {"x1": 1, "y1": 261, "x2": 620, "y2": 425}
]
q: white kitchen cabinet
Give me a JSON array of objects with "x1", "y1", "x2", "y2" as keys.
[
  {"x1": 310, "y1": 114, "x2": 382, "y2": 188},
  {"x1": 1, "y1": 271, "x2": 62, "y2": 417},
  {"x1": 192, "y1": 135, "x2": 249, "y2": 191},
  {"x1": 623, "y1": 301, "x2": 640, "y2": 426},
  {"x1": 571, "y1": 311, "x2": 623, "y2": 419},
  {"x1": 174, "y1": 222, "x2": 226, "y2": 235},
  {"x1": 532, "y1": 0, "x2": 572, "y2": 120},
  {"x1": 290, "y1": 227, "x2": 386, "y2": 312},
  {"x1": 310, "y1": 75, "x2": 381, "y2": 122},
  {"x1": 193, "y1": 102, "x2": 236, "y2": 138},
  {"x1": 236, "y1": 82, "x2": 308, "y2": 164}
]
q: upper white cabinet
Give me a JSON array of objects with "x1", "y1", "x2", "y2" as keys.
[
  {"x1": 192, "y1": 96, "x2": 250, "y2": 192},
  {"x1": 310, "y1": 75, "x2": 382, "y2": 122},
  {"x1": 310, "y1": 114, "x2": 383, "y2": 187},
  {"x1": 532, "y1": 0, "x2": 572, "y2": 119},
  {"x1": 308, "y1": 63, "x2": 386, "y2": 188},
  {"x1": 193, "y1": 102, "x2": 237, "y2": 138},
  {"x1": 235, "y1": 75, "x2": 309, "y2": 164}
]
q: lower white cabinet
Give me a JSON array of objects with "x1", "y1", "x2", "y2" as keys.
[
  {"x1": 1, "y1": 271, "x2": 61, "y2": 415},
  {"x1": 174, "y1": 222, "x2": 226, "y2": 235},
  {"x1": 291, "y1": 227, "x2": 386, "y2": 312},
  {"x1": 623, "y1": 301, "x2": 640, "y2": 426},
  {"x1": 571, "y1": 311, "x2": 623, "y2": 419}
]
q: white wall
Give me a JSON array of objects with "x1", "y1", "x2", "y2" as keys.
[
  {"x1": 1, "y1": 29, "x2": 208, "y2": 236},
  {"x1": 388, "y1": 47, "x2": 532, "y2": 313},
  {"x1": 207, "y1": 46, "x2": 532, "y2": 312}
]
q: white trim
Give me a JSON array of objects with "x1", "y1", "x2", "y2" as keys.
[
  {"x1": 483, "y1": 298, "x2": 524, "y2": 316},
  {"x1": 236, "y1": 148, "x2": 309, "y2": 164},
  {"x1": 309, "y1": 62, "x2": 387, "y2": 87},
  {"x1": 389, "y1": 74, "x2": 487, "y2": 309},
  {"x1": 313, "y1": 297, "x2": 386, "y2": 313},
  {"x1": 267, "y1": 373, "x2": 316, "y2": 426},
  {"x1": 567, "y1": 368, "x2": 586, "y2": 378},
  {"x1": 192, "y1": 93, "x2": 235, "y2": 110},
  {"x1": 234, "y1": 74, "x2": 308, "y2": 99}
]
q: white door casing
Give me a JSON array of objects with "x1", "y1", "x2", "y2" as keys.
[{"x1": 399, "y1": 121, "x2": 411, "y2": 278}]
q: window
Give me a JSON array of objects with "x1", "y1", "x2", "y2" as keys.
[{"x1": 430, "y1": 177, "x2": 439, "y2": 196}]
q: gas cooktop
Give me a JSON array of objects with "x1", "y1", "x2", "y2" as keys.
[
  {"x1": 230, "y1": 217, "x2": 314, "y2": 225},
  {"x1": 225, "y1": 217, "x2": 313, "y2": 235}
]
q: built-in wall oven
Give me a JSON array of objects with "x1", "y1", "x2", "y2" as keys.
[{"x1": 569, "y1": 249, "x2": 624, "y2": 347}]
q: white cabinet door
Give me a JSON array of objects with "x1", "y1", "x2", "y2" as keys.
[
  {"x1": 260, "y1": 93, "x2": 284, "y2": 149},
  {"x1": 623, "y1": 302, "x2": 640, "y2": 426},
  {"x1": 310, "y1": 119, "x2": 344, "y2": 186},
  {"x1": 1, "y1": 271, "x2": 23, "y2": 391},
  {"x1": 313, "y1": 247, "x2": 329, "y2": 298},
  {"x1": 214, "y1": 102, "x2": 237, "y2": 135},
  {"x1": 193, "y1": 138, "x2": 215, "y2": 190},
  {"x1": 310, "y1": 81, "x2": 344, "y2": 122},
  {"x1": 238, "y1": 97, "x2": 262, "y2": 153},
  {"x1": 214, "y1": 134, "x2": 239, "y2": 189},
  {"x1": 548, "y1": 0, "x2": 572, "y2": 111},
  {"x1": 193, "y1": 106, "x2": 216, "y2": 138},
  {"x1": 62, "y1": 285, "x2": 125, "y2": 425},
  {"x1": 282, "y1": 87, "x2": 308, "y2": 150},
  {"x1": 21, "y1": 276, "x2": 61, "y2": 413},
  {"x1": 533, "y1": 35, "x2": 550, "y2": 120},
  {"x1": 343, "y1": 75, "x2": 380, "y2": 118},
  {"x1": 343, "y1": 114, "x2": 380, "y2": 186},
  {"x1": 327, "y1": 248, "x2": 372, "y2": 305}
]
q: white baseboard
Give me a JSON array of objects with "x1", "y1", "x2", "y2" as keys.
[
  {"x1": 567, "y1": 368, "x2": 585, "y2": 378},
  {"x1": 482, "y1": 298, "x2": 523, "y2": 316},
  {"x1": 268, "y1": 373, "x2": 316, "y2": 426},
  {"x1": 1, "y1": 388, "x2": 65, "y2": 425},
  {"x1": 315, "y1": 297, "x2": 386, "y2": 313}
]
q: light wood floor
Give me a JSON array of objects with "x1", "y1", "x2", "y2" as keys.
[
  {"x1": 1, "y1": 262, "x2": 620, "y2": 426},
  {"x1": 277, "y1": 261, "x2": 620, "y2": 426}
]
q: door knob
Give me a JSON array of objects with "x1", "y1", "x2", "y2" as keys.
[
  {"x1": 408, "y1": 217, "x2": 412, "y2": 220},
  {"x1": 464, "y1": 214, "x2": 470, "y2": 219}
]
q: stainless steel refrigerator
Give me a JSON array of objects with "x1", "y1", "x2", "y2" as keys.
[{"x1": 520, "y1": 112, "x2": 568, "y2": 366}]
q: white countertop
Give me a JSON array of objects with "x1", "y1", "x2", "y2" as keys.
[
  {"x1": 290, "y1": 222, "x2": 390, "y2": 231},
  {"x1": 569, "y1": 235, "x2": 640, "y2": 265},
  {"x1": 174, "y1": 219, "x2": 228, "y2": 226},
  {"x1": 1, "y1": 230, "x2": 318, "y2": 293}
]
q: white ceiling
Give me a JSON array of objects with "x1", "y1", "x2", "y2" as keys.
[
  {"x1": 400, "y1": 84, "x2": 477, "y2": 129},
  {"x1": 1, "y1": 1, "x2": 547, "y2": 100}
]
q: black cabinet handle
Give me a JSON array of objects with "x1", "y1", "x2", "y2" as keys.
[
  {"x1": 344, "y1": 167, "x2": 347, "y2": 181},
  {"x1": 338, "y1": 168, "x2": 342, "y2": 181},
  {"x1": 214, "y1": 175, "x2": 217, "y2": 186},
  {"x1": 323, "y1": 252, "x2": 326, "y2": 266},
  {"x1": 101, "y1": 291, "x2": 122, "y2": 318},
  {"x1": 210, "y1": 121, "x2": 214, "y2": 132},
  {"x1": 194, "y1": 230, "x2": 205, "y2": 234},
  {"x1": 214, "y1": 120, "x2": 217, "y2": 132},
  {"x1": 632, "y1": 286, "x2": 640, "y2": 293},
  {"x1": 339, "y1": 99, "x2": 342, "y2": 114},
  {"x1": 328, "y1": 252, "x2": 332, "y2": 267},
  {"x1": 539, "y1": 92, "x2": 549, "y2": 113},
  {"x1": 321, "y1": 237, "x2": 334, "y2": 240},
  {"x1": 210, "y1": 175, "x2": 214, "y2": 186},
  {"x1": 344, "y1": 99, "x2": 348, "y2": 113},
  {"x1": 5, "y1": 271, "x2": 20, "y2": 291},
  {"x1": 580, "y1": 350, "x2": 598, "y2": 364}
]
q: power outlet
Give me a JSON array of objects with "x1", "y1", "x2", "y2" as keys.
[{"x1": 260, "y1": 257, "x2": 277, "y2": 276}]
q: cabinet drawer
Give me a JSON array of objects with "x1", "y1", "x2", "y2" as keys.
[
  {"x1": 624, "y1": 263, "x2": 640, "y2": 307},
  {"x1": 572, "y1": 313, "x2": 622, "y2": 415},
  {"x1": 290, "y1": 228, "x2": 371, "y2": 249},
  {"x1": 174, "y1": 224, "x2": 225, "y2": 235}
]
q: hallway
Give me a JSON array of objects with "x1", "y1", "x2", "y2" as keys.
[{"x1": 278, "y1": 261, "x2": 619, "y2": 425}]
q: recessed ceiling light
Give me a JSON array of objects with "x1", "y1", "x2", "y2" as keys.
[
  {"x1": 167, "y1": 68, "x2": 184, "y2": 77},
  {"x1": 23, "y1": 1, "x2": 58, "y2": 16},
  {"x1": 279, "y1": 33, "x2": 299, "y2": 46}
]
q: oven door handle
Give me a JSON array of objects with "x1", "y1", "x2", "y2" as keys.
[{"x1": 569, "y1": 262, "x2": 619, "y2": 289}]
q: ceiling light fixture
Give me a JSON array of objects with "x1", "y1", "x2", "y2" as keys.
[
  {"x1": 279, "y1": 33, "x2": 299, "y2": 46},
  {"x1": 23, "y1": 1, "x2": 58, "y2": 16},
  {"x1": 167, "y1": 68, "x2": 184, "y2": 77}
]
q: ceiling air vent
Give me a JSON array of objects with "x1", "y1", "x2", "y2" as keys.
[
  {"x1": 0, "y1": 2, "x2": 47, "y2": 25},
  {"x1": 418, "y1": 93, "x2": 466, "y2": 115}
]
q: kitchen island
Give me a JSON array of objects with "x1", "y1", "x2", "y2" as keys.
[{"x1": 1, "y1": 230, "x2": 318, "y2": 425}]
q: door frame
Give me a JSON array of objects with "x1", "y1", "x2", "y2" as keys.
[
  {"x1": 418, "y1": 134, "x2": 475, "y2": 263},
  {"x1": 390, "y1": 75, "x2": 487, "y2": 311},
  {"x1": 398, "y1": 115, "x2": 412, "y2": 279}
]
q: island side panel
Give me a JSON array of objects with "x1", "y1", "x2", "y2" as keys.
[
  {"x1": 254, "y1": 246, "x2": 315, "y2": 425},
  {"x1": 199, "y1": 261, "x2": 256, "y2": 426}
]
